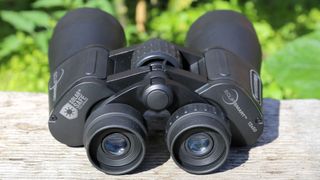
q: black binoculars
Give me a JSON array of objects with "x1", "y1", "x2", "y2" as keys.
[{"x1": 48, "y1": 8, "x2": 263, "y2": 175}]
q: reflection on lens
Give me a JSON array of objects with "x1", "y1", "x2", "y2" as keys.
[
  {"x1": 185, "y1": 133, "x2": 213, "y2": 156},
  {"x1": 102, "y1": 133, "x2": 129, "y2": 156}
]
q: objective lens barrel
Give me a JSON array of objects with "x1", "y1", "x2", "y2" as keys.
[
  {"x1": 49, "y1": 8, "x2": 126, "y2": 72},
  {"x1": 186, "y1": 10, "x2": 262, "y2": 72}
]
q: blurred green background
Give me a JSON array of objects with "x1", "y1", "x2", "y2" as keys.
[{"x1": 0, "y1": 0, "x2": 319, "y2": 99}]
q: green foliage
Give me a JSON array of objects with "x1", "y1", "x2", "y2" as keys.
[
  {"x1": 0, "y1": 32, "x2": 49, "y2": 92},
  {"x1": 0, "y1": 0, "x2": 117, "y2": 92},
  {"x1": 263, "y1": 31, "x2": 320, "y2": 99},
  {"x1": 0, "y1": 0, "x2": 319, "y2": 99},
  {"x1": 148, "y1": 0, "x2": 241, "y2": 45}
]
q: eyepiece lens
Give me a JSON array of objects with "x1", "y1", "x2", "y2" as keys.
[
  {"x1": 102, "y1": 133, "x2": 129, "y2": 156},
  {"x1": 186, "y1": 133, "x2": 213, "y2": 156}
]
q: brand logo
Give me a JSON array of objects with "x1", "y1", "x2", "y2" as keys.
[
  {"x1": 222, "y1": 89, "x2": 248, "y2": 120},
  {"x1": 59, "y1": 89, "x2": 88, "y2": 120},
  {"x1": 49, "y1": 68, "x2": 64, "y2": 102},
  {"x1": 59, "y1": 103, "x2": 78, "y2": 120},
  {"x1": 222, "y1": 89, "x2": 238, "y2": 105}
]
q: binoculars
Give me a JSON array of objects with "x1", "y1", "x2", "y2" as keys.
[{"x1": 48, "y1": 8, "x2": 263, "y2": 175}]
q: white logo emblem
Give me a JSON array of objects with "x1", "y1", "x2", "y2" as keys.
[
  {"x1": 222, "y1": 89, "x2": 239, "y2": 105},
  {"x1": 59, "y1": 89, "x2": 88, "y2": 120},
  {"x1": 59, "y1": 103, "x2": 78, "y2": 120},
  {"x1": 222, "y1": 89, "x2": 248, "y2": 120},
  {"x1": 49, "y1": 68, "x2": 64, "y2": 102}
]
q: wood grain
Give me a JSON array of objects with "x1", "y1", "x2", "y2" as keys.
[{"x1": 0, "y1": 92, "x2": 319, "y2": 179}]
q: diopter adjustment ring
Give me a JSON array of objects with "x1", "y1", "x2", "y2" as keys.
[
  {"x1": 165, "y1": 103, "x2": 231, "y2": 174},
  {"x1": 131, "y1": 38, "x2": 181, "y2": 68},
  {"x1": 166, "y1": 103, "x2": 227, "y2": 134}
]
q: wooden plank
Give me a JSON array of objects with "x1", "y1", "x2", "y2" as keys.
[{"x1": 0, "y1": 92, "x2": 319, "y2": 179}]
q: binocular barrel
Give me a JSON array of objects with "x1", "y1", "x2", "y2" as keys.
[
  {"x1": 48, "y1": 8, "x2": 263, "y2": 175},
  {"x1": 186, "y1": 10, "x2": 262, "y2": 72},
  {"x1": 48, "y1": 8, "x2": 126, "y2": 72}
]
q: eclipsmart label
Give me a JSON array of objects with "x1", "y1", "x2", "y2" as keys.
[{"x1": 222, "y1": 89, "x2": 248, "y2": 120}]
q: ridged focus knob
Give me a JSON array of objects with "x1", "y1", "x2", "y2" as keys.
[{"x1": 131, "y1": 39, "x2": 181, "y2": 68}]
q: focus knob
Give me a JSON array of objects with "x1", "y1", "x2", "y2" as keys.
[{"x1": 131, "y1": 38, "x2": 181, "y2": 68}]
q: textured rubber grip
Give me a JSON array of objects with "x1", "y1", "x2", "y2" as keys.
[
  {"x1": 131, "y1": 39, "x2": 181, "y2": 68},
  {"x1": 167, "y1": 103, "x2": 222, "y2": 129}
]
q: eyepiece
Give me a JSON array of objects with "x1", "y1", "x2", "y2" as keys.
[
  {"x1": 83, "y1": 103, "x2": 146, "y2": 175},
  {"x1": 185, "y1": 132, "x2": 213, "y2": 156},
  {"x1": 166, "y1": 103, "x2": 231, "y2": 174},
  {"x1": 102, "y1": 133, "x2": 130, "y2": 156}
]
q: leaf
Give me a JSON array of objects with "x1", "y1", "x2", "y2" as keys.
[
  {"x1": 264, "y1": 30, "x2": 320, "y2": 98},
  {"x1": 0, "y1": 35, "x2": 22, "y2": 60},
  {"x1": 0, "y1": 11, "x2": 35, "y2": 33},
  {"x1": 32, "y1": 0, "x2": 66, "y2": 8},
  {"x1": 84, "y1": 0, "x2": 115, "y2": 15},
  {"x1": 34, "y1": 31, "x2": 50, "y2": 53},
  {"x1": 52, "y1": 10, "x2": 67, "y2": 19},
  {"x1": 168, "y1": 0, "x2": 193, "y2": 12},
  {"x1": 20, "y1": 11, "x2": 51, "y2": 27}
]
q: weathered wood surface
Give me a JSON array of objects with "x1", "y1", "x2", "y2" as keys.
[{"x1": 0, "y1": 92, "x2": 319, "y2": 180}]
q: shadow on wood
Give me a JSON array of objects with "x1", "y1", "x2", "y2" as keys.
[
  {"x1": 132, "y1": 99, "x2": 280, "y2": 174},
  {"x1": 3, "y1": 93, "x2": 320, "y2": 179},
  {"x1": 218, "y1": 98, "x2": 280, "y2": 172},
  {"x1": 131, "y1": 132, "x2": 170, "y2": 173}
]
